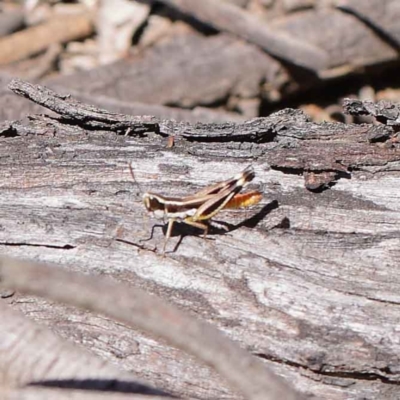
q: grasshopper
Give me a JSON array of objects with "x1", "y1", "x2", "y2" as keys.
[{"x1": 130, "y1": 164, "x2": 262, "y2": 253}]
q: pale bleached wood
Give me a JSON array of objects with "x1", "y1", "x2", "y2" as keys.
[
  {"x1": 0, "y1": 301, "x2": 169, "y2": 397},
  {"x1": 0, "y1": 257, "x2": 304, "y2": 400}
]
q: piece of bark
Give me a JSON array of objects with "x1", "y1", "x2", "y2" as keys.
[
  {"x1": 0, "y1": 73, "x2": 241, "y2": 124},
  {"x1": 343, "y1": 97, "x2": 400, "y2": 126},
  {"x1": 0, "y1": 74, "x2": 47, "y2": 121},
  {"x1": 303, "y1": 171, "x2": 337, "y2": 191},
  {"x1": 281, "y1": 0, "x2": 316, "y2": 12},
  {"x1": 0, "y1": 257, "x2": 304, "y2": 400},
  {"x1": 0, "y1": 14, "x2": 93, "y2": 65},
  {"x1": 2, "y1": 80, "x2": 400, "y2": 399},
  {"x1": 7, "y1": 79, "x2": 158, "y2": 132},
  {"x1": 155, "y1": 0, "x2": 329, "y2": 71}
]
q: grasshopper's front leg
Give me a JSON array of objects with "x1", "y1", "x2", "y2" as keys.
[{"x1": 163, "y1": 218, "x2": 176, "y2": 254}]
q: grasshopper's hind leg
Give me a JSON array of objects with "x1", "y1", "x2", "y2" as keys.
[{"x1": 183, "y1": 218, "x2": 209, "y2": 238}]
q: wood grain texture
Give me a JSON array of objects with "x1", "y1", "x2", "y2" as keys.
[
  {"x1": 0, "y1": 257, "x2": 304, "y2": 400},
  {"x1": 1, "y1": 80, "x2": 400, "y2": 399}
]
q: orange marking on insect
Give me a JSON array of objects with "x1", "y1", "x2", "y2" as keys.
[
  {"x1": 167, "y1": 136, "x2": 175, "y2": 148},
  {"x1": 224, "y1": 191, "x2": 262, "y2": 209}
]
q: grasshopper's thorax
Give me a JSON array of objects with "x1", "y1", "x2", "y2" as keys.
[{"x1": 143, "y1": 192, "x2": 198, "y2": 220}]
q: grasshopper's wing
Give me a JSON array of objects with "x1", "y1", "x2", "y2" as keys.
[
  {"x1": 190, "y1": 181, "x2": 245, "y2": 222},
  {"x1": 183, "y1": 165, "x2": 255, "y2": 201},
  {"x1": 184, "y1": 178, "x2": 234, "y2": 200}
]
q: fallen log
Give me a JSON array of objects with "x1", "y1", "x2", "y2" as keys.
[{"x1": 0, "y1": 79, "x2": 400, "y2": 399}]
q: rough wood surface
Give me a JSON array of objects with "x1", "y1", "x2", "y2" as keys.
[
  {"x1": 1, "y1": 80, "x2": 400, "y2": 399},
  {"x1": 0, "y1": 257, "x2": 304, "y2": 400}
]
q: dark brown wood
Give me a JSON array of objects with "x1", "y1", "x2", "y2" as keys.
[{"x1": 1, "y1": 80, "x2": 400, "y2": 399}]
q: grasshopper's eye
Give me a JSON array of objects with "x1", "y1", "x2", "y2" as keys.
[{"x1": 143, "y1": 195, "x2": 152, "y2": 210}]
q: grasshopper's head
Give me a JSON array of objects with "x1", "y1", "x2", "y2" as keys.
[
  {"x1": 143, "y1": 193, "x2": 166, "y2": 219},
  {"x1": 143, "y1": 193, "x2": 165, "y2": 216}
]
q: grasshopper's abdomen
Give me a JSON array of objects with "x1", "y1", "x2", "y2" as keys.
[{"x1": 224, "y1": 191, "x2": 262, "y2": 209}]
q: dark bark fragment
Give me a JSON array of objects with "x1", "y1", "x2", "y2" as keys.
[{"x1": 343, "y1": 97, "x2": 400, "y2": 126}]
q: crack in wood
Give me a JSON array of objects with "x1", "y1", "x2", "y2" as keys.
[
  {"x1": 255, "y1": 353, "x2": 400, "y2": 384},
  {"x1": 0, "y1": 242, "x2": 75, "y2": 250}
]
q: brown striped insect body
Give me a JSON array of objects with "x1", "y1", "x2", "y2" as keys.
[{"x1": 131, "y1": 164, "x2": 262, "y2": 253}]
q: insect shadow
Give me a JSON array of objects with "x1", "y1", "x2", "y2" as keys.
[{"x1": 140, "y1": 200, "x2": 279, "y2": 253}]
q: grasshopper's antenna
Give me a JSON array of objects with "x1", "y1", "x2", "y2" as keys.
[
  {"x1": 129, "y1": 162, "x2": 151, "y2": 237},
  {"x1": 128, "y1": 162, "x2": 145, "y2": 197}
]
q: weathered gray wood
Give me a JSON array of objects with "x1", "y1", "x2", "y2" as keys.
[
  {"x1": 1, "y1": 80, "x2": 400, "y2": 399},
  {"x1": 0, "y1": 257, "x2": 304, "y2": 400},
  {"x1": 0, "y1": 301, "x2": 169, "y2": 398}
]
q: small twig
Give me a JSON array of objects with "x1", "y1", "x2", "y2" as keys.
[
  {"x1": 0, "y1": 14, "x2": 93, "y2": 66},
  {"x1": 0, "y1": 256, "x2": 305, "y2": 400}
]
